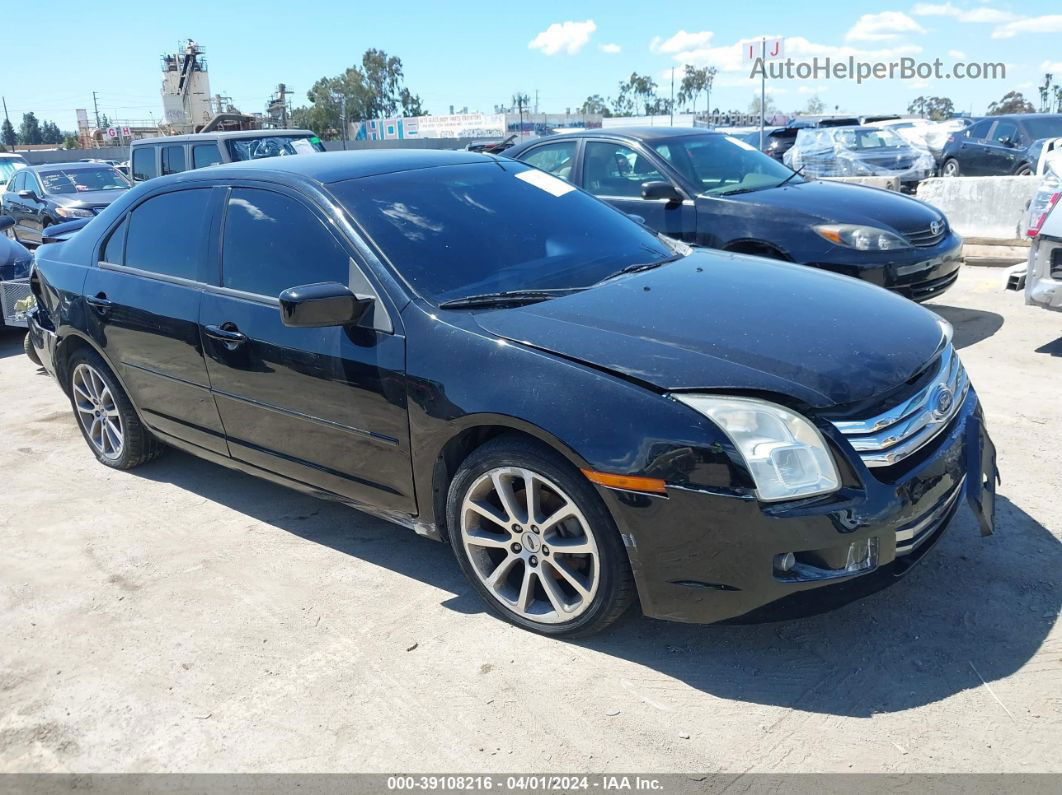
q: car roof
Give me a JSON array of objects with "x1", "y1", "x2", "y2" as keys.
[
  {"x1": 153, "y1": 148, "x2": 499, "y2": 185},
  {"x1": 548, "y1": 126, "x2": 717, "y2": 142},
  {"x1": 29, "y1": 161, "x2": 119, "y2": 171},
  {"x1": 989, "y1": 114, "x2": 1062, "y2": 121},
  {"x1": 132, "y1": 130, "x2": 318, "y2": 145}
]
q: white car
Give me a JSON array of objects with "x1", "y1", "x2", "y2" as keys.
[{"x1": 1005, "y1": 149, "x2": 1062, "y2": 311}]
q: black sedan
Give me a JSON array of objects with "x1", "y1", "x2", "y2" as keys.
[
  {"x1": 2, "y1": 162, "x2": 130, "y2": 246},
  {"x1": 940, "y1": 113, "x2": 1062, "y2": 177},
  {"x1": 506, "y1": 128, "x2": 962, "y2": 302},
  {"x1": 27, "y1": 150, "x2": 996, "y2": 637}
]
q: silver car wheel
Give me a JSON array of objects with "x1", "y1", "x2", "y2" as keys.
[
  {"x1": 460, "y1": 466, "x2": 600, "y2": 624},
  {"x1": 71, "y1": 363, "x2": 124, "y2": 461}
]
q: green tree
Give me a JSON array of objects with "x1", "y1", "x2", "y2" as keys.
[
  {"x1": 677, "y1": 65, "x2": 716, "y2": 115},
  {"x1": 62, "y1": 134, "x2": 80, "y2": 149},
  {"x1": 579, "y1": 94, "x2": 612, "y2": 117},
  {"x1": 986, "y1": 91, "x2": 1034, "y2": 115},
  {"x1": 907, "y1": 95, "x2": 954, "y2": 120},
  {"x1": 1, "y1": 118, "x2": 15, "y2": 148},
  {"x1": 40, "y1": 120, "x2": 63, "y2": 145},
  {"x1": 803, "y1": 95, "x2": 826, "y2": 114},
  {"x1": 19, "y1": 112, "x2": 42, "y2": 145},
  {"x1": 616, "y1": 73, "x2": 658, "y2": 116},
  {"x1": 748, "y1": 93, "x2": 778, "y2": 119}
]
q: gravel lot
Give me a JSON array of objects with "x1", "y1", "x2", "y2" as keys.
[{"x1": 1, "y1": 263, "x2": 1059, "y2": 773}]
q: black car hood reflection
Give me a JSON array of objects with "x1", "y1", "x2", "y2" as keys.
[
  {"x1": 724, "y1": 179, "x2": 941, "y2": 231},
  {"x1": 471, "y1": 251, "x2": 944, "y2": 409},
  {"x1": 53, "y1": 189, "x2": 126, "y2": 207}
]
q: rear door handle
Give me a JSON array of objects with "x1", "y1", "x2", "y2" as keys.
[
  {"x1": 85, "y1": 293, "x2": 113, "y2": 317},
  {"x1": 204, "y1": 323, "x2": 248, "y2": 349}
]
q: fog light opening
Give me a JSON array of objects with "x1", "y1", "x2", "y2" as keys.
[{"x1": 774, "y1": 552, "x2": 796, "y2": 573}]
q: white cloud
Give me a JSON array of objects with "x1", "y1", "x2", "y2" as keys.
[
  {"x1": 651, "y1": 30, "x2": 714, "y2": 54},
  {"x1": 599, "y1": 42, "x2": 621, "y2": 54},
  {"x1": 912, "y1": 3, "x2": 1018, "y2": 24},
  {"x1": 670, "y1": 34, "x2": 922, "y2": 73},
  {"x1": 947, "y1": 49, "x2": 966, "y2": 59},
  {"x1": 797, "y1": 84, "x2": 830, "y2": 94},
  {"x1": 992, "y1": 15, "x2": 1062, "y2": 39},
  {"x1": 846, "y1": 11, "x2": 925, "y2": 41},
  {"x1": 528, "y1": 20, "x2": 596, "y2": 55},
  {"x1": 1041, "y1": 60, "x2": 1062, "y2": 73}
]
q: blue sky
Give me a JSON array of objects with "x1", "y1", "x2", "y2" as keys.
[{"x1": 3, "y1": 1, "x2": 1061, "y2": 132}]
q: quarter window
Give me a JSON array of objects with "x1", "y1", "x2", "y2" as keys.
[
  {"x1": 222, "y1": 188, "x2": 350, "y2": 298},
  {"x1": 101, "y1": 217, "x2": 128, "y2": 264},
  {"x1": 192, "y1": 144, "x2": 223, "y2": 169},
  {"x1": 966, "y1": 120, "x2": 993, "y2": 141},
  {"x1": 161, "y1": 146, "x2": 186, "y2": 176},
  {"x1": 520, "y1": 141, "x2": 578, "y2": 181},
  {"x1": 124, "y1": 189, "x2": 212, "y2": 280},
  {"x1": 583, "y1": 142, "x2": 665, "y2": 197},
  {"x1": 131, "y1": 147, "x2": 158, "y2": 182}
]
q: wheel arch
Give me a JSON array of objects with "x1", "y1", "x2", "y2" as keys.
[{"x1": 53, "y1": 329, "x2": 129, "y2": 401}]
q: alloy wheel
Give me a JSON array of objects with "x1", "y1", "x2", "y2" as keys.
[
  {"x1": 71, "y1": 363, "x2": 124, "y2": 461},
  {"x1": 460, "y1": 466, "x2": 600, "y2": 624}
]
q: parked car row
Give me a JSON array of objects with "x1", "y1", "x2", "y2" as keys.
[
  {"x1": 506, "y1": 127, "x2": 961, "y2": 301},
  {"x1": 940, "y1": 114, "x2": 1062, "y2": 177},
  {"x1": 24, "y1": 149, "x2": 997, "y2": 637},
  {"x1": 782, "y1": 126, "x2": 936, "y2": 191}
]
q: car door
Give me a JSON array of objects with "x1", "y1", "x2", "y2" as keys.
[
  {"x1": 5, "y1": 172, "x2": 29, "y2": 238},
  {"x1": 956, "y1": 120, "x2": 994, "y2": 175},
  {"x1": 199, "y1": 185, "x2": 415, "y2": 513},
  {"x1": 982, "y1": 120, "x2": 1024, "y2": 174},
  {"x1": 82, "y1": 186, "x2": 228, "y2": 455},
  {"x1": 578, "y1": 139, "x2": 696, "y2": 241}
]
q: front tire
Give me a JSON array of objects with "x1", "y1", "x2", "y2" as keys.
[
  {"x1": 942, "y1": 158, "x2": 960, "y2": 177},
  {"x1": 446, "y1": 435, "x2": 636, "y2": 637},
  {"x1": 66, "y1": 349, "x2": 164, "y2": 469}
]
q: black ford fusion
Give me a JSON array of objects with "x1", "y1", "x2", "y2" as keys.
[
  {"x1": 26, "y1": 150, "x2": 997, "y2": 637},
  {"x1": 506, "y1": 128, "x2": 962, "y2": 302}
]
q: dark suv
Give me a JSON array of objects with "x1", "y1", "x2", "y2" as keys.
[
  {"x1": 26, "y1": 150, "x2": 997, "y2": 637},
  {"x1": 940, "y1": 114, "x2": 1062, "y2": 176}
]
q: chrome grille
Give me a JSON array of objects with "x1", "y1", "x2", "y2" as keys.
[
  {"x1": 904, "y1": 221, "x2": 948, "y2": 247},
  {"x1": 831, "y1": 344, "x2": 969, "y2": 468},
  {"x1": 894, "y1": 475, "x2": 965, "y2": 556}
]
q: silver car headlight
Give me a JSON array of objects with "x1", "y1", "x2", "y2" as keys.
[
  {"x1": 56, "y1": 207, "x2": 94, "y2": 219},
  {"x1": 672, "y1": 394, "x2": 841, "y2": 502},
  {"x1": 813, "y1": 223, "x2": 911, "y2": 251}
]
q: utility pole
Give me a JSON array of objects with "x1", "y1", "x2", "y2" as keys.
[
  {"x1": 1, "y1": 96, "x2": 8, "y2": 125},
  {"x1": 670, "y1": 67, "x2": 675, "y2": 126},
  {"x1": 92, "y1": 91, "x2": 101, "y2": 130},
  {"x1": 339, "y1": 94, "x2": 347, "y2": 150}
]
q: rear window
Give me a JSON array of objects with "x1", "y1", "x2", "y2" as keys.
[
  {"x1": 124, "y1": 189, "x2": 212, "y2": 281},
  {"x1": 225, "y1": 135, "x2": 325, "y2": 161},
  {"x1": 132, "y1": 147, "x2": 158, "y2": 181},
  {"x1": 161, "y1": 146, "x2": 186, "y2": 176}
]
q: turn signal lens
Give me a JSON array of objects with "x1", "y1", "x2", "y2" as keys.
[{"x1": 581, "y1": 469, "x2": 667, "y2": 494}]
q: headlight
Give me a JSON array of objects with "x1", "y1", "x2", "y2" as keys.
[
  {"x1": 56, "y1": 207, "x2": 93, "y2": 219},
  {"x1": 672, "y1": 395, "x2": 841, "y2": 501},
  {"x1": 813, "y1": 223, "x2": 910, "y2": 251}
]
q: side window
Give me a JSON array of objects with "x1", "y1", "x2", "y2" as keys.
[
  {"x1": 131, "y1": 147, "x2": 158, "y2": 182},
  {"x1": 100, "y1": 217, "x2": 128, "y2": 264},
  {"x1": 192, "y1": 144, "x2": 223, "y2": 169},
  {"x1": 11, "y1": 172, "x2": 25, "y2": 192},
  {"x1": 583, "y1": 141, "x2": 665, "y2": 198},
  {"x1": 161, "y1": 146, "x2": 186, "y2": 176},
  {"x1": 125, "y1": 190, "x2": 212, "y2": 280},
  {"x1": 222, "y1": 188, "x2": 350, "y2": 298},
  {"x1": 991, "y1": 121, "x2": 1018, "y2": 146},
  {"x1": 967, "y1": 120, "x2": 993, "y2": 141},
  {"x1": 520, "y1": 141, "x2": 578, "y2": 181}
]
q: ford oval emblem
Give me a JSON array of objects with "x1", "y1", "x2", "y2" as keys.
[
  {"x1": 932, "y1": 385, "x2": 954, "y2": 418},
  {"x1": 930, "y1": 219, "x2": 944, "y2": 236}
]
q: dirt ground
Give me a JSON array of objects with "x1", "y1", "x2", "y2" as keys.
[{"x1": 1, "y1": 264, "x2": 1059, "y2": 774}]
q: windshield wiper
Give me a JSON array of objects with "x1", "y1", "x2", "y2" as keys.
[
  {"x1": 596, "y1": 252, "x2": 686, "y2": 284},
  {"x1": 777, "y1": 165, "x2": 806, "y2": 188},
  {"x1": 716, "y1": 185, "x2": 767, "y2": 196},
  {"x1": 437, "y1": 288, "x2": 581, "y2": 309}
]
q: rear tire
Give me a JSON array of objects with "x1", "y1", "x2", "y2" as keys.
[
  {"x1": 66, "y1": 349, "x2": 164, "y2": 469},
  {"x1": 23, "y1": 332, "x2": 41, "y2": 365},
  {"x1": 446, "y1": 435, "x2": 636, "y2": 637},
  {"x1": 1015, "y1": 163, "x2": 1033, "y2": 176},
  {"x1": 942, "y1": 158, "x2": 960, "y2": 177}
]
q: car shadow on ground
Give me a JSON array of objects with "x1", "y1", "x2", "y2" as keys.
[
  {"x1": 0, "y1": 327, "x2": 27, "y2": 359},
  {"x1": 926, "y1": 304, "x2": 1005, "y2": 349},
  {"x1": 1035, "y1": 336, "x2": 1062, "y2": 357},
  {"x1": 132, "y1": 449, "x2": 1059, "y2": 718}
]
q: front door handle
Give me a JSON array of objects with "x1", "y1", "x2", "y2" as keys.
[
  {"x1": 204, "y1": 323, "x2": 248, "y2": 350},
  {"x1": 85, "y1": 293, "x2": 113, "y2": 317}
]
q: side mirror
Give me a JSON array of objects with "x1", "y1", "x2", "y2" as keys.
[
  {"x1": 278, "y1": 281, "x2": 372, "y2": 328},
  {"x1": 17, "y1": 189, "x2": 37, "y2": 201},
  {"x1": 641, "y1": 180, "x2": 683, "y2": 204},
  {"x1": 0, "y1": 216, "x2": 13, "y2": 231}
]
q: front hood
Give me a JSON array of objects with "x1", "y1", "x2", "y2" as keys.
[
  {"x1": 472, "y1": 251, "x2": 945, "y2": 409},
  {"x1": 724, "y1": 179, "x2": 943, "y2": 233},
  {"x1": 54, "y1": 189, "x2": 125, "y2": 208}
]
